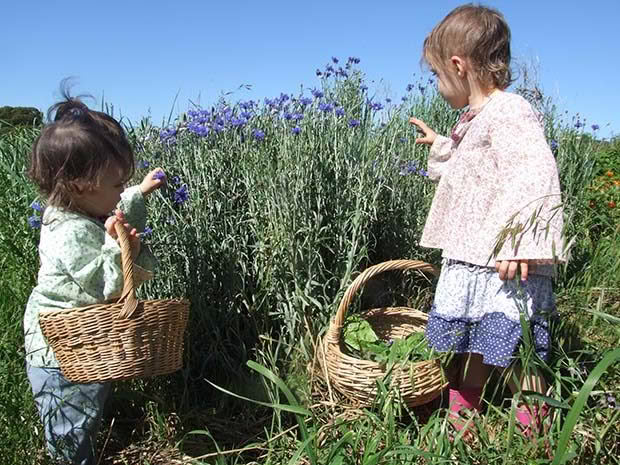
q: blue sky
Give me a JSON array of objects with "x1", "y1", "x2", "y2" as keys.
[{"x1": 3, "y1": 1, "x2": 618, "y2": 138}]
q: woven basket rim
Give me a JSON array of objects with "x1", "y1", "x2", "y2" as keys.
[{"x1": 39, "y1": 297, "x2": 190, "y2": 315}]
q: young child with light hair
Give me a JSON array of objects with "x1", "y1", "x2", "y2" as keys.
[{"x1": 410, "y1": 4, "x2": 564, "y2": 437}]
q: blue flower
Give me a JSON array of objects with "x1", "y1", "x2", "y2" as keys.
[
  {"x1": 291, "y1": 126, "x2": 301, "y2": 135},
  {"x1": 550, "y1": 140, "x2": 558, "y2": 151},
  {"x1": 331, "y1": 56, "x2": 339, "y2": 64},
  {"x1": 406, "y1": 84, "x2": 414, "y2": 92},
  {"x1": 292, "y1": 113, "x2": 304, "y2": 121},
  {"x1": 253, "y1": 129, "x2": 265, "y2": 140},
  {"x1": 575, "y1": 120, "x2": 584, "y2": 128},
  {"x1": 399, "y1": 161, "x2": 418, "y2": 176},
  {"x1": 283, "y1": 112, "x2": 293, "y2": 120},
  {"x1": 316, "y1": 69, "x2": 323, "y2": 76},
  {"x1": 30, "y1": 200, "x2": 43, "y2": 212},
  {"x1": 299, "y1": 97, "x2": 313, "y2": 106},
  {"x1": 152, "y1": 170, "x2": 166, "y2": 181},
  {"x1": 369, "y1": 102, "x2": 384, "y2": 111},
  {"x1": 591, "y1": 124, "x2": 600, "y2": 131},
  {"x1": 385, "y1": 98, "x2": 391, "y2": 104},
  {"x1": 160, "y1": 128, "x2": 177, "y2": 145},
  {"x1": 140, "y1": 226, "x2": 153, "y2": 238},
  {"x1": 319, "y1": 103, "x2": 334, "y2": 113},
  {"x1": 27, "y1": 215, "x2": 41, "y2": 229},
  {"x1": 399, "y1": 137, "x2": 408, "y2": 143},
  {"x1": 174, "y1": 185, "x2": 189, "y2": 205},
  {"x1": 348, "y1": 119, "x2": 360, "y2": 128},
  {"x1": 139, "y1": 160, "x2": 150, "y2": 169},
  {"x1": 311, "y1": 88, "x2": 324, "y2": 99},
  {"x1": 171, "y1": 175, "x2": 181, "y2": 185},
  {"x1": 360, "y1": 85, "x2": 368, "y2": 92},
  {"x1": 347, "y1": 56, "x2": 360, "y2": 64},
  {"x1": 335, "y1": 107, "x2": 345, "y2": 117}
]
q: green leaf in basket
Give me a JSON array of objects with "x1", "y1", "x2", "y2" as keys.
[{"x1": 343, "y1": 315, "x2": 378, "y2": 352}]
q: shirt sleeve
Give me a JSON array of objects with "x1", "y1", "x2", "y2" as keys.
[
  {"x1": 489, "y1": 98, "x2": 565, "y2": 263},
  {"x1": 427, "y1": 135, "x2": 456, "y2": 181},
  {"x1": 118, "y1": 185, "x2": 147, "y2": 231},
  {"x1": 53, "y1": 220, "x2": 125, "y2": 302}
]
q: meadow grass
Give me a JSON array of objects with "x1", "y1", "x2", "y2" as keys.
[{"x1": 0, "y1": 62, "x2": 618, "y2": 464}]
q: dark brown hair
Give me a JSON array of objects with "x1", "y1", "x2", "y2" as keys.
[
  {"x1": 423, "y1": 3, "x2": 512, "y2": 89},
  {"x1": 28, "y1": 80, "x2": 135, "y2": 211}
]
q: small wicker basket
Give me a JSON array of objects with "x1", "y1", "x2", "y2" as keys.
[
  {"x1": 318, "y1": 259, "x2": 448, "y2": 408},
  {"x1": 39, "y1": 222, "x2": 189, "y2": 384}
]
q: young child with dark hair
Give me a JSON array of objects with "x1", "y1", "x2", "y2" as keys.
[
  {"x1": 24, "y1": 84, "x2": 166, "y2": 464},
  {"x1": 409, "y1": 4, "x2": 565, "y2": 437}
]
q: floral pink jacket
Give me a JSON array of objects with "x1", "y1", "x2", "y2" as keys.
[{"x1": 420, "y1": 91, "x2": 565, "y2": 276}]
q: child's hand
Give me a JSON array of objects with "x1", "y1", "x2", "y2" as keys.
[
  {"x1": 495, "y1": 259, "x2": 529, "y2": 281},
  {"x1": 140, "y1": 168, "x2": 167, "y2": 196},
  {"x1": 104, "y1": 210, "x2": 141, "y2": 260},
  {"x1": 409, "y1": 117, "x2": 438, "y2": 145}
]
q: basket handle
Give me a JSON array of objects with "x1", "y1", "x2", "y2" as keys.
[
  {"x1": 114, "y1": 220, "x2": 139, "y2": 319},
  {"x1": 325, "y1": 260, "x2": 439, "y2": 345}
]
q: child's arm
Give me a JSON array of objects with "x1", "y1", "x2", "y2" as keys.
[
  {"x1": 489, "y1": 98, "x2": 564, "y2": 269},
  {"x1": 409, "y1": 117, "x2": 454, "y2": 180}
]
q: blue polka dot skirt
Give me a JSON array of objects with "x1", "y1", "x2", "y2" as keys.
[{"x1": 425, "y1": 259, "x2": 555, "y2": 368}]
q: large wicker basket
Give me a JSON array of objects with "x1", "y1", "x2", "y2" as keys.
[
  {"x1": 318, "y1": 259, "x2": 448, "y2": 408},
  {"x1": 39, "y1": 222, "x2": 189, "y2": 383}
]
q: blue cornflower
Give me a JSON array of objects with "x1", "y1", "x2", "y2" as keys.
[
  {"x1": 311, "y1": 88, "x2": 324, "y2": 99},
  {"x1": 399, "y1": 137, "x2": 408, "y2": 143},
  {"x1": 370, "y1": 102, "x2": 384, "y2": 111},
  {"x1": 326, "y1": 65, "x2": 335, "y2": 73},
  {"x1": 291, "y1": 126, "x2": 301, "y2": 135},
  {"x1": 283, "y1": 112, "x2": 293, "y2": 120},
  {"x1": 347, "y1": 56, "x2": 360, "y2": 64},
  {"x1": 139, "y1": 226, "x2": 153, "y2": 238},
  {"x1": 292, "y1": 113, "x2": 304, "y2": 121},
  {"x1": 335, "y1": 107, "x2": 345, "y2": 117},
  {"x1": 299, "y1": 97, "x2": 313, "y2": 106},
  {"x1": 406, "y1": 84, "x2": 414, "y2": 92},
  {"x1": 419, "y1": 85, "x2": 426, "y2": 95},
  {"x1": 385, "y1": 98, "x2": 391, "y2": 103},
  {"x1": 418, "y1": 168, "x2": 428, "y2": 177},
  {"x1": 360, "y1": 85, "x2": 368, "y2": 92},
  {"x1": 331, "y1": 56, "x2": 339, "y2": 64},
  {"x1": 319, "y1": 103, "x2": 334, "y2": 113},
  {"x1": 152, "y1": 170, "x2": 166, "y2": 181},
  {"x1": 160, "y1": 128, "x2": 177, "y2": 145},
  {"x1": 139, "y1": 160, "x2": 150, "y2": 169},
  {"x1": 253, "y1": 129, "x2": 266, "y2": 140},
  {"x1": 28, "y1": 215, "x2": 41, "y2": 229},
  {"x1": 574, "y1": 120, "x2": 583, "y2": 128},
  {"x1": 348, "y1": 119, "x2": 360, "y2": 128},
  {"x1": 592, "y1": 124, "x2": 600, "y2": 131},
  {"x1": 30, "y1": 200, "x2": 43, "y2": 212},
  {"x1": 171, "y1": 175, "x2": 181, "y2": 185},
  {"x1": 401, "y1": 96, "x2": 408, "y2": 102},
  {"x1": 231, "y1": 117, "x2": 247, "y2": 127},
  {"x1": 550, "y1": 140, "x2": 558, "y2": 151},
  {"x1": 174, "y1": 185, "x2": 189, "y2": 205},
  {"x1": 399, "y1": 161, "x2": 418, "y2": 176},
  {"x1": 316, "y1": 69, "x2": 323, "y2": 76}
]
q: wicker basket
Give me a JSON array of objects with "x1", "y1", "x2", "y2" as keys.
[
  {"x1": 318, "y1": 259, "x2": 448, "y2": 408},
  {"x1": 39, "y1": 222, "x2": 189, "y2": 383}
]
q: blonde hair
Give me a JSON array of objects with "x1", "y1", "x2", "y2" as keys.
[{"x1": 423, "y1": 4, "x2": 512, "y2": 89}]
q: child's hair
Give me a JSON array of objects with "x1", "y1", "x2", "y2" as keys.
[
  {"x1": 423, "y1": 3, "x2": 512, "y2": 90},
  {"x1": 29, "y1": 81, "x2": 135, "y2": 211}
]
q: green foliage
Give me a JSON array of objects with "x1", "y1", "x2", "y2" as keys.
[
  {"x1": 0, "y1": 65, "x2": 618, "y2": 464},
  {"x1": 0, "y1": 106, "x2": 43, "y2": 136},
  {"x1": 343, "y1": 315, "x2": 433, "y2": 363}
]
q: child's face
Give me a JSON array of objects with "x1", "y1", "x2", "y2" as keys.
[
  {"x1": 433, "y1": 65, "x2": 469, "y2": 110},
  {"x1": 75, "y1": 164, "x2": 126, "y2": 218}
]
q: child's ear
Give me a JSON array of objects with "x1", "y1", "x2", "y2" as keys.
[
  {"x1": 69, "y1": 180, "x2": 88, "y2": 195},
  {"x1": 450, "y1": 56, "x2": 467, "y2": 77}
]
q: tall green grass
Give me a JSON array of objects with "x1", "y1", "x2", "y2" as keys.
[{"x1": 0, "y1": 64, "x2": 618, "y2": 464}]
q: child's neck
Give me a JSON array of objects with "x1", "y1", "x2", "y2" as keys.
[{"x1": 468, "y1": 83, "x2": 499, "y2": 110}]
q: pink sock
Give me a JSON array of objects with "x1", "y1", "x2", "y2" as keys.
[{"x1": 448, "y1": 388, "x2": 482, "y2": 431}]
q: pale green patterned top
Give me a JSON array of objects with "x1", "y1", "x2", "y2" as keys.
[{"x1": 24, "y1": 185, "x2": 157, "y2": 368}]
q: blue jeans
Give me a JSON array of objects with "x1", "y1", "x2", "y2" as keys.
[{"x1": 26, "y1": 364, "x2": 111, "y2": 465}]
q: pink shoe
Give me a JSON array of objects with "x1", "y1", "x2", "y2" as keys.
[
  {"x1": 516, "y1": 403, "x2": 550, "y2": 437},
  {"x1": 448, "y1": 388, "x2": 482, "y2": 433}
]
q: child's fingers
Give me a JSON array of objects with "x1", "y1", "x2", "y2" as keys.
[{"x1": 520, "y1": 261, "x2": 529, "y2": 281}]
